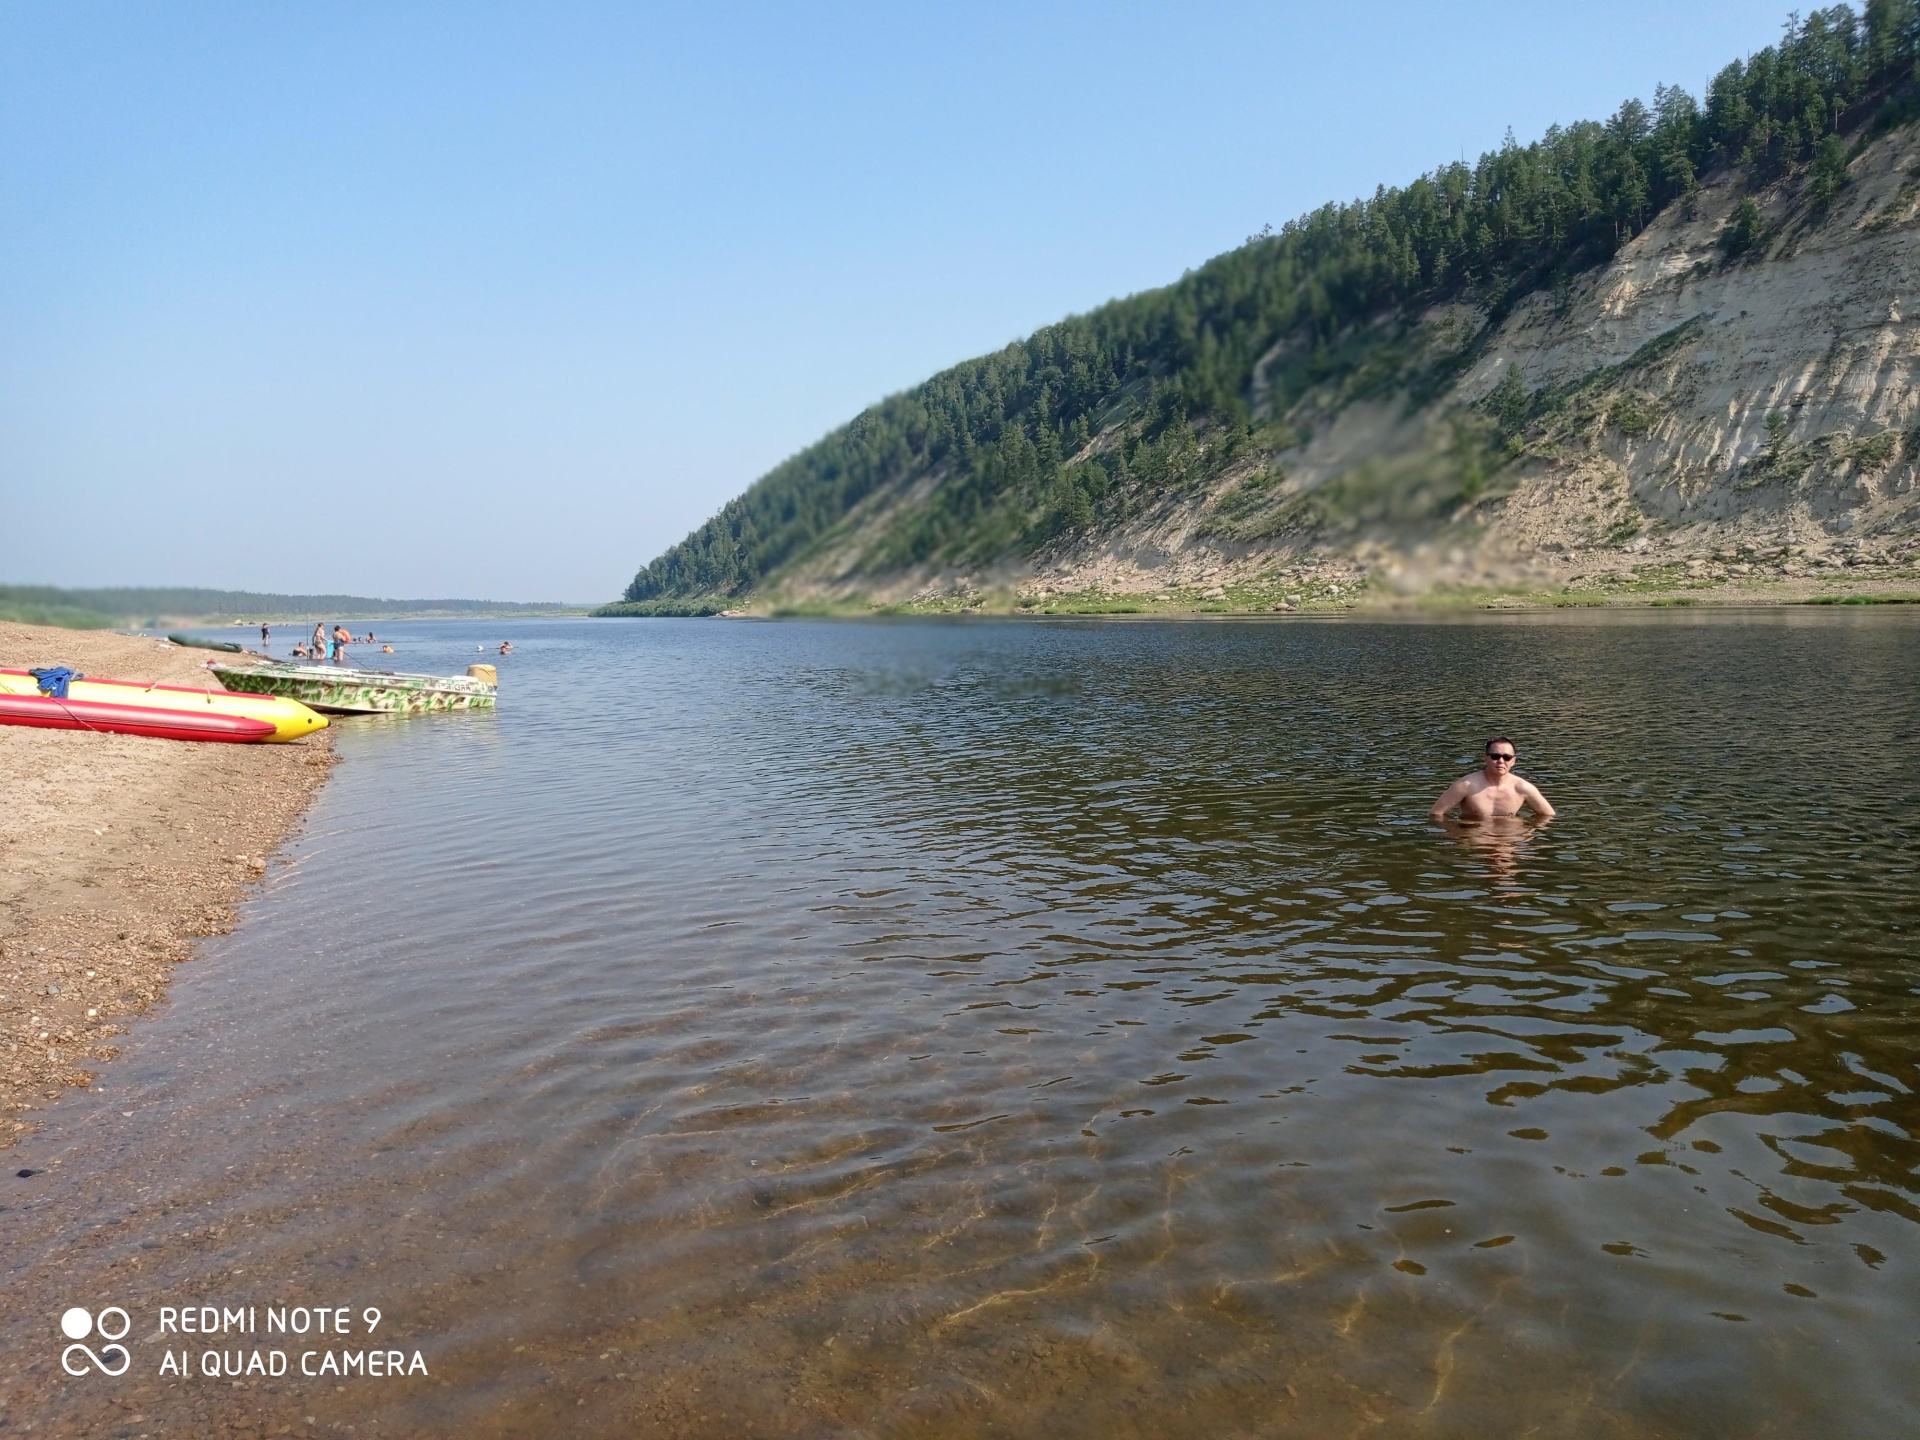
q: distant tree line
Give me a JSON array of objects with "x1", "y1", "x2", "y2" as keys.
[
  {"x1": 0, "y1": 584, "x2": 576, "y2": 627},
  {"x1": 624, "y1": 3, "x2": 1920, "y2": 602}
]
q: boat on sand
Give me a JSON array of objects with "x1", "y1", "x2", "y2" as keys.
[
  {"x1": 0, "y1": 668, "x2": 328, "y2": 743},
  {"x1": 209, "y1": 661, "x2": 497, "y2": 715},
  {"x1": 167, "y1": 633, "x2": 246, "y2": 653}
]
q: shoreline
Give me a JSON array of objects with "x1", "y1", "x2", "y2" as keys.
[
  {"x1": 0, "y1": 621, "x2": 335, "y2": 1150},
  {"x1": 873, "y1": 568, "x2": 1920, "y2": 617},
  {"x1": 600, "y1": 567, "x2": 1920, "y2": 619}
]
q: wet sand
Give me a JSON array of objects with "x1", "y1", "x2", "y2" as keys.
[{"x1": 0, "y1": 622, "x2": 333, "y2": 1149}]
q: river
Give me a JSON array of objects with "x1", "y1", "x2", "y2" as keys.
[{"x1": 7, "y1": 611, "x2": 1917, "y2": 1437}]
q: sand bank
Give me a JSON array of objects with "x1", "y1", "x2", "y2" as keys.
[{"x1": 0, "y1": 621, "x2": 333, "y2": 1148}]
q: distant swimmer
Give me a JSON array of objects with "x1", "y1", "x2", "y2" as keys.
[
  {"x1": 1430, "y1": 736, "x2": 1556, "y2": 823},
  {"x1": 382, "y1": 644, "x2": 394, "y2": 653},
  {"x1": 499, "y1": 641, "x2": 512, "y2": 655}
]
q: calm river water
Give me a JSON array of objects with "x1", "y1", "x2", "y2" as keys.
[{"x1": 7, "y1": 613, "x2": 1918, "y2": 1437}]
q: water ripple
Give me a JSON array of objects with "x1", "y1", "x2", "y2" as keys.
[{"x1": 5, "y1": 612, "x2": 1918, "y2": 1438}]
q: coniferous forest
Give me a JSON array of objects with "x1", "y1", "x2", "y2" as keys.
[{"x1": 615, "y1": 4, "x2": 1920, "y2": 611}]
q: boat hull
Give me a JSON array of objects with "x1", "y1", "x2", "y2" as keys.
[
  {"x1": 167, "y1": 633, "x2": 245, "y2": 653},
  {"x1": 0, "y1": 692, "x2": 278, "y2": 743},
  {"x1": 0, "y1": 669, "x2": 327, "y2": 741},
  {"x1": 210, "y1": 663, "x2": 497, "y2": 715}
]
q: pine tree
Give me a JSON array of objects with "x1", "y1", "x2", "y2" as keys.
[
  {"x1": 1809, "y1": 132, "x2": 1852, "y2": 204},
  {"x1": 1720, "y1": 197, "x2": 1766, "y2": 258}
]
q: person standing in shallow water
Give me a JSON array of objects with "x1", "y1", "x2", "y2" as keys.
[
  {"x1": 1430, "y1": 736, "x2": 1556, "y2": 822},
  {"x1": 311, "y1": 622, "x2": 326, "y2": 661}
]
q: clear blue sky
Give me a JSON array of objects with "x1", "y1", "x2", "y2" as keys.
[{"x1": 2, "y1": 1, "x2": 1794, "y2": 602}]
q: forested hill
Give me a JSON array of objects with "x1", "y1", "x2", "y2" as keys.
[{"x1": 610, "y1": 5, "x2": 1920, "y2": 613}]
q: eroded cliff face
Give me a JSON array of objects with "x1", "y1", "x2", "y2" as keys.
[
  {"x1": 1464, "y1": 114, "x2": 1920, "y2": 556},
  {"x1": 767, "y1": 119, "x2": 1920, "y2": 606}
]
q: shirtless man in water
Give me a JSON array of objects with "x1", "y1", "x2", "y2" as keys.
[{"x1": 1430, "y1": 736, "x2": 1556, "y2": 823}]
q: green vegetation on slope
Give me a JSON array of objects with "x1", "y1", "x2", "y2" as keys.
[
  {"x1": 622, "y1": 5, "x2": 1920, "y2": 607},
  {"x1": 0, "y1": 585, "x2": 580, "y2": 629}
]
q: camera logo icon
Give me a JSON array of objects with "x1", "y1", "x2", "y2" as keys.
[{"x1": 60, "y1": 1307, "x2": 131, "y2": 1376}]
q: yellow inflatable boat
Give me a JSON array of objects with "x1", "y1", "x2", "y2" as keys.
[{"x1": 0, "y1": 669, "x2": 328, "y2": 742}]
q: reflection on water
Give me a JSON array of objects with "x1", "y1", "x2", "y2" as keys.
[
  {"x1": 1439, "y1": 814, "x2": 1549, "y2": 888},
  {"x1": 6, "y1": 612, "x2": 1918, "y2": 1437}
]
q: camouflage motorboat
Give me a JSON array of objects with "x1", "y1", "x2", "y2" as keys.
[{"x1": 209, "y1": 661, "x2": 496, "y2": 715}]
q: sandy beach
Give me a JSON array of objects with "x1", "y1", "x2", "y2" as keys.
[{"x1": 0, "y1": 621, "x2": 333, "y2": 1149}]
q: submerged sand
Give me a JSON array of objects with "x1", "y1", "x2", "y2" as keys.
[{"x1": 0, "y1": 621, "x2": 333, "y2": 1148}]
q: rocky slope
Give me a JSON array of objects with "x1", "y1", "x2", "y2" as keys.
[{"x1": 751, "y1": 117, "x2": 1920, "y2": 612}]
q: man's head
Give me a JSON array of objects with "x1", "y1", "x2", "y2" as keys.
[{"x1": 1484, "y1": 736, "x2": 1516, "y2": 772}]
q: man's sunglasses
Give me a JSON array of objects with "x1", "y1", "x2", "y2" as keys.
[{"x1": 1486, "y1": 752, "x2": 1516, "y2": 762}]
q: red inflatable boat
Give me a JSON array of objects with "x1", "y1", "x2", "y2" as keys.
[{"x1": 0, "y1": 692, "x2": 278, "y2": 743}]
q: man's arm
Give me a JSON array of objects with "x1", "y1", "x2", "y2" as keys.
[
  {"x1": 1519, "y1": 779, "x2": 1556, "y2": 819},
  {"x1": 1430, "y1": 777, "x2": 1470, "y2": 821}
]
